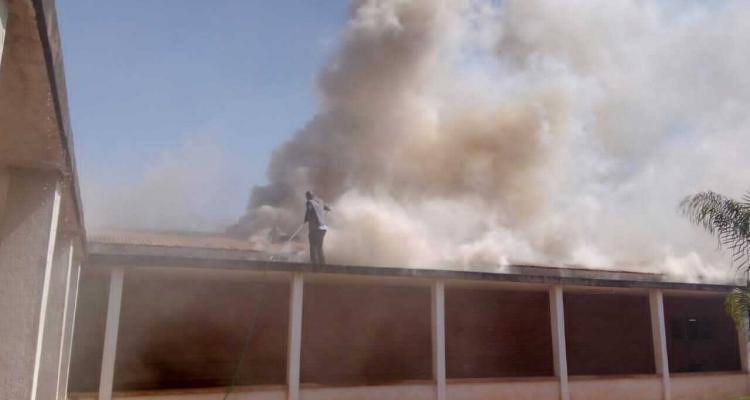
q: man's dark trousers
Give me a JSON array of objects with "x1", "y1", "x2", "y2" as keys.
[{"x1": 309, "y1": 229, "x2": 326, "y2": 265}]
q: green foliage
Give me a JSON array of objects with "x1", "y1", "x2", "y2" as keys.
[
  {"x1": 682, "y1": 190, "x2": 750, "y2": 327},
  {"x1": 725, "y1": 287, "x2": 750, "y2": 328},
  {"x1": 681, "y1": 191, "x2": 750, "y2": 272}
]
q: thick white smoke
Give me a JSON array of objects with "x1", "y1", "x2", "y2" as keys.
[{"x1": 231, "y1": 0, "x2": 750, "y2": 281}]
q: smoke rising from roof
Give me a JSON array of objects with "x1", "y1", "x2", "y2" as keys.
[{"x1": 231, "y1": 0, "x2": 750, "y2": 280}]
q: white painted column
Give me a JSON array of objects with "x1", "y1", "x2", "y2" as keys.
[
  {"x1": 30, "y1": 188, "x2": 63, "y2": 400},
  {"x1": 0, "y1": 171, "x2": 61, "y2": 400},
  {"x1": 649, "y1": 290, "x2": 671, "y2": 400},
  {"x1": 549, "y1": 286, "x2": 570, "y2": 400},
  {"x1": 431, "y1": 281, "x2": 447, "y2": 400},
  {"x1": 98, "y1": 268, "x2": 124, "y2": 400},
  {"x1": 287, "y1": 273, "x2": 304, "y2": 400},
  {"x1": 737, "y1": 307, "x2": 750, "y2": 372},
  {"x1": 37, "y1": 239, "x2": 75, "y2": 400},
  {"x1": 0, "y1": 0, "x2": 8, "y2": 68},
  {"x1": 57, "y1": 263, "x2": 81, "y2": 400}
]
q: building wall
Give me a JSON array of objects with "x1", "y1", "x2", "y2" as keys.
[
  {"x1": 670, "y1": 372, "x2": 748, "y2": 400},
  {"x1": 69, "y1": 267, "x2": 112, "y2": 392},
  {"x1": 564, "y1": 292, "x2": 655, "y2": 375},
  {"x1": 445, "y1": 287, "x2": 553, "y2": 378},
  {"x1": 69, "y1": 268, "x2": 289, "y2": 392},
  {"x1": 67, "y1": 266, "x2": 749, "y2": 400},
  {"x1": 301, "y1": 281, "x2": 432, "y2": 385},
  {"x1": 664, "y1": 295, "x2": 741, "y2": 373},
  {"x1": 446, "y1": 378, "x2": 560, "y2": 400},
  {"x1": 569, "y1": 375, "x2": 661, "y2": 400}
]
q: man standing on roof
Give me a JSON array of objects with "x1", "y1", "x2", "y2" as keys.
[{"x1": 304, "y1": 191, "x2": 331, "y2": 265}]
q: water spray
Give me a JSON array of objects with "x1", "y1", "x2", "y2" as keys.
[{"x1": 269, "y1": 223, "x2": 305, "y2": 261}]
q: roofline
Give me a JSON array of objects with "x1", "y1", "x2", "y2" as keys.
[
  {"x1": 87, "y1": 241, "x2": 737, "y2": 293},
  {"x1": 31, "y1": 0, "x2": 87, "y2": 256}
]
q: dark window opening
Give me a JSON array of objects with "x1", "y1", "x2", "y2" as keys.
[{"x1": 665, "y1": 296, "x2": 741, "y2": 373}]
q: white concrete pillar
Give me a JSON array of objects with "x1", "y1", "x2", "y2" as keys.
[
  {"x1": 37, "y1": 239, "x2": 75, "y2": 400},
  {"x1": 0, "y1": 170, "x2": 61, "y2": 400},
  {"x1": 57, "y1": 263, "x2": 81, "y2": 400},
  {"x1": 549, "y1": 286, "x2": 570, "y2": 400},
  {"x1": 649, "y1": 290, "x2": 671, "y2": 400},
  {"x1": 737, "y1": 311, "x2": 750, "y2": 395},
  {"x1": 0, "y1": 0, "x2": 7, "y2": 69},
  {"x1": 431, "y1": 281, "x2": 447, "y2": 400},
  {"x1": 99, "y1": 268, "x2": 124, "y2": 400},
  {"x1": 287, "y1": 273, "x2": 304, "y2": 400},
  {"x1": 737, "y1": 308, "x2": 750, "y2": 372},
  {"x1": 0, "y1": 168, "x2": 9, "y2": 223}
]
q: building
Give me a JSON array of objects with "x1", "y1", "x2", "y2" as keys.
[
  {"x1": 0, "y1": 1, "x2": 748, "y2": 400},
  {"x1": 0, "y1": 0, "x2": 86, "y2": 399},
  {"x1": 61, "y1": 231, "x2": 747, "y2": 400}
]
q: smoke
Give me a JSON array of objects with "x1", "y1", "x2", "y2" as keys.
[
  {"x1": 231, "y1": 0, "x2": 750, "y2": 280},
  {"x1": 84, "y1": 136, "x2": 248, "y2": 233}
]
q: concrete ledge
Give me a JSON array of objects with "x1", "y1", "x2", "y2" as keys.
[
  {"x1": 87, "y1": 241, "x2": 735, "y2": 293},
  {"x1": 671, "y1": 371, "x2": 748, "y2": 400}
]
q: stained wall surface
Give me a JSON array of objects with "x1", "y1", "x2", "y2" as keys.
[
  {"x1": 300, "y1": 281, "x2": 432, "y2": 385},
  {"x1": 69, "y1": 268, "x2": 289, "y2": 392},
  {"x1": 69, "y1": 267, "x2": 110, "y2": 392},
  {"x1": 564, "y1": 292, "x2": 655, "y2": 375},
  {"x1": 445, "y1": 287, "x2": 553, "y2": 378}
]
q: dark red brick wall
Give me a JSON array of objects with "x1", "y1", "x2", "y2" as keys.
[
  {"x1": 301, "y1": 282, "x2": 432, "y2": 385},
  {"x1": 564, "y1": 292, "x2": 655, "y2": 375},
  {"x1": 445, "y1": 287, "x2": 553, "y2": 378},
  {"x1": 664, "y1": 295, "x2": 741, "y2": 373},
  {"x1": 71, "y1": 268, "x2": 289, "y2": 392}
]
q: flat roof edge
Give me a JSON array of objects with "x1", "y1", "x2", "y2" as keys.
[{"x1": 87, "y1": 242, "x2": 736, "y2": 293}]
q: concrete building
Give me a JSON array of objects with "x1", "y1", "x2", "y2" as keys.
[
  {"x1": 60, "y1": 232, "x2": 748, "y2": 400},
  {"x1": 0, "y1": 0, "x2": 86, "y2": 399},
  {"x1": 0, "y1": 1, "x2": 748, "y2": 400}
]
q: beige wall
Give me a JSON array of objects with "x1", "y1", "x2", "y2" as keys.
[
  {"x1": 671, "y1": 373, "x2": 748, "y2": 400},
  {"x1": 69, "y1": 387, "x2": 285, "y2": 400},
  {"x1": 447, "y1": 378, "x2": 559, "y2": 400},
  {"x1": 0, "y1": 169, "x2": 61, "y2": 400},
  {"x1": 301, "y1": 383, "x2": 433, "y2": 400},
  {"x1": 67, "y1": 373, "x2": 750, "y2": 400},
  {"x1": 569, "y1": 375, "x2": 661, "y2": 400}
]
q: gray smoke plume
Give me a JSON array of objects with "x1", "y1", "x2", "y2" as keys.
[{"x1": 231, "y1": 0, "x2": 750, "y2": 281}]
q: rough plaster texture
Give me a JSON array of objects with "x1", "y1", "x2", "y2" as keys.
[
  {"x1": 0, "y1": 0, "x2": 64, "y2": 170},
  {"x1": 569, "y1": 375, "x2": 661, "y2": 400},
  {"x1": 37, "y1": 238, "x2": 72, "y2": 399},
  {"x1": 446, "y1": 379, "x2": 559, "y2": 400},
  {"x1": 671, "y1": 373, "x2": 748, "y2": 400},
  {"x1": 0, "y1": 169, "x2": 60, "y2": 399}
]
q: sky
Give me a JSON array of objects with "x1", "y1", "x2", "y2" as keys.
[{"x1": 57, "y1": 1, "x2": 349, "y2": 230}]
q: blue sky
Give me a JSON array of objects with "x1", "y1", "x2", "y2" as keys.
[{"x1": 57, "y1": 1, "x2": 349, "y2": 229}]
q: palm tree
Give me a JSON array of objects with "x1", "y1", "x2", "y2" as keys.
[{"x1": 681, "y1": 191, "x2": 750, "y2": 325}]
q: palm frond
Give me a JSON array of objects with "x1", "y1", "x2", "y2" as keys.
[
  {"x1": 725, "y1": 287, "x2": 750, "y2": 328},
  {"x1": 681, "y1": 191, "x2": 750, "y2": 272}
]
